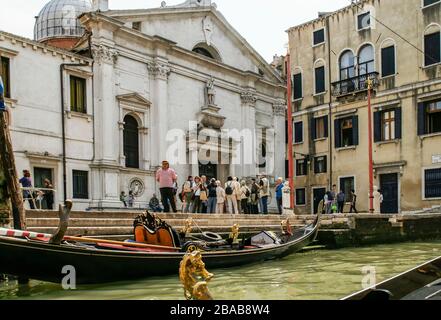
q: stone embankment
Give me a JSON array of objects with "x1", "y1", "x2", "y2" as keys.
[{"x1": 24, "y1": 210, "x2": 441, "y2": 248}]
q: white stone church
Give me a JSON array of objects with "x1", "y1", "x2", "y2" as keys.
[{"x1": 0, "y1": 0, "x2": 286, "y2": 210}]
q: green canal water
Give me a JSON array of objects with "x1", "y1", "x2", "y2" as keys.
[{"x1": 1, "y1": 241, "x2": 441, "y2": 300}]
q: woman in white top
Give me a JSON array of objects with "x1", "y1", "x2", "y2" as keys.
[{"x1": 216, "y1": 180, "x2": 226, "y2": 214}]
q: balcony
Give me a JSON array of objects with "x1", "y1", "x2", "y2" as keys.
[{"x1": 332, "y1": 72, "x2": 379, "y2": 97}]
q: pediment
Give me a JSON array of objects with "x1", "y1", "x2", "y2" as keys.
[
  {"x1": 117, "y1": 93, "x2": 151, "y2": 108},
  {"x1": 104, "y1": 7, "x2": 283, "y2": 84}
]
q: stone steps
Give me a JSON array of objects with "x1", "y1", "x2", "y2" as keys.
[
  {"x1": 27, "y1": 225, "x2": 285, "y2": 237},
  {"x1": 26, "y1": 217, "x2": 305, "y2": 228},
  {"x1": 26, "y1": 210, "x2": 293, "y2": 220}
]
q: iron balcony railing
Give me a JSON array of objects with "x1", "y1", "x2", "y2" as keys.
[{"x1": 331, "y1": 72, "x2": 379, "y2": 97}]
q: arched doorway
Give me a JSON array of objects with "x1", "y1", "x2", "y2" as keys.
[{"x1": 123, "y1": 115, "x2": 139, "y2": 169}]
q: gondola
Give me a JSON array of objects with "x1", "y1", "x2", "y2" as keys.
[
  {"x1": 0, "y1": 210, "x2": 320, "y2": 285},
  {"x1": 342, "y1": 255, "x2": 441, "y2": 300}
]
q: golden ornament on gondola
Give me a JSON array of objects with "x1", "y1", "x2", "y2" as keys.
[{"x1": 179, "y1": 250, "x2": 214, "y2": 300}]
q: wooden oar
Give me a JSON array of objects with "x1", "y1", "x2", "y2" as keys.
[{"x1": 63, "y1": 236, "x2": 182, "y2": 251}]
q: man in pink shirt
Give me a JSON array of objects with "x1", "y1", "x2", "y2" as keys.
[{"x1": 156, "y1": 160, "x2": 178, "y2": 213}]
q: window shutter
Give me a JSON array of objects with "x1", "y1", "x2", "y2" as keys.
[
  {"x1": 293, "y1": 73, "x2": 302, "y2": 100},
  {"x1": 381, "y1": 46, "x2": 395, "y2": 77},
  {"x1": 303, "y1": 159, "x2": 308, "y2": 175},
  {"x1": 425, "y1": 32, "x2": 441, "y2": 66},
  {"x1": 417, "y1": 103, "x2": 426, "y2": 136},
  {"x1": 352, "y1": 115, "x2": 359, "y2": 146},
  {"x1": 324, "y1": 116, "x2": 329, "y2": 138},
  {"x1": 315, "y1": 66, "x2": 325, "y2": 94},
  {"x1": 374, "y1": 111, "x2": 382, "y2": 142},
  {"x1": 294, "y1": 122, "x2": 303, "y2": 143},
  {"x1": 334, "y1": 119, "x2": 341, "y2": 148},
  {"x1": 395, "y1": 108, "x2": 402, "y2": 139},
  {"x1": 311, "y1": 118, "x2": 317, "y2": 141}
]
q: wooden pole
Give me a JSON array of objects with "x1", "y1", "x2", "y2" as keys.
[
  {"x1": 367, "y1": 79, "x2": 374, "y2": 214},
  {"x1": 63, "y1": 236, "x2": 182, "y2": 251},
  {"x1": 285, "y1": 54, "x2": 295, "y2": 209},
  {"x1": 0, "y1": 110, "x2": 25, "y2": 230}
]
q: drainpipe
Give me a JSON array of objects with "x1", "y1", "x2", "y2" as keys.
[
  {"x1": 60, "y1": 60, "x2": 91, "y2": 202},
  {"x1": 325, "y1": 15, "x2": 333, "y2": 190}
]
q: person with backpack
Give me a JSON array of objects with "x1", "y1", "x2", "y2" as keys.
[
  {"x1": 250, "y1": 179, "x2": 260, "y2": 214},
  {"x1": 240, "y1": 180, "x2": 251, "y2": 214},
  {"x1": 225, "y1": 176, "x2": 238, "y2": 214},
  {"x1": 182, "y1": 176, "x2": 194, "y2": 213}
]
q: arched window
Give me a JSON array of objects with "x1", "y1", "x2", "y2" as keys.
[
  {"x1": 193, "y1": 47, "x2": 215, "y2": 59},
  {"x1": 192, "y1": 43, "x2": 221, "y2": 61},
  {"x1": 358, "y1": 44, "x2": 375, "y2": 75},
  {"x1": 339, "y1": 50, "x2": 355, "y2": 80},
  {"x1": 123, "y1": 115, "x2": 139, "y2": 169}
]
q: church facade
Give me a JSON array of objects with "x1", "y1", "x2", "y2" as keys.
[{"x1": 0, "y1": 0, "x2": 286, "y2": 210}]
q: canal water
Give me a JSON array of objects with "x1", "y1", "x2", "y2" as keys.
[{"x1": 1, "y1": 241, "x2": 441, "y2": 300}]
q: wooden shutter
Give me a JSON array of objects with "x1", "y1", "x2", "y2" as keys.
[
  {"x1": 334, "y1": 119, "x2": 341, "y2": 148},
  {"x1": 293, "y1": 73, "x2": 302, "y2": 100},
  {"x1": 324, "y1": 116, "x2": 329, "y2": 138},
  {"x1": 425, "y1": 32, "x2": 441, "y2": 66},
  {"x1": 395, "y1": 108, "x2": 402, "y2": 139},
  {"x1": 374, "y1": 111, "x2": 382, "y2": 142},
  {"x1": 311, "y1": 118, "x2": 317, "y2": 141},
  {"x1": 352, "y1": 115, "x2": 359, "y2": 146},
  {"x1": 417, "y1": 103, "x2": 426, "y2": 136},
  {"x1": 381, "y1": 46, "x2": 395, "y2": 77}
]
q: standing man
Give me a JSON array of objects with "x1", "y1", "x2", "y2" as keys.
[
  {"x1": 275, "y1": 178, "x2": 284, "y2": 215},
  {"x1": 337, "y1": 189, "x2": 345, "y2": 214},
  {"x1": 259, "y1": 175, "x2": 270, "y2": 215},
  {"x1": 156, "y1": 161, "x2": 178, "y2": 213},
  {"x1": 19, "y1": 170, "x2": 35, "y2": 209}
]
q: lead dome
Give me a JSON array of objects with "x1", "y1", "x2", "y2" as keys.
[{"x1": 34, "y1": 0, "x2": 92, "y2": 47}]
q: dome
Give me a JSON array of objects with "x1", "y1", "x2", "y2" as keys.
[{"x1": 34, "y1": 0, "x2": 92, "y2": 43}]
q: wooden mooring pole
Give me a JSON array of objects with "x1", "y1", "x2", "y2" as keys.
[{"x1": 0, "y1": 110, "x2": 25, "y2": 230}]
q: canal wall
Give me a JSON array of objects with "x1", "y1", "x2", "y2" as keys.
[{"x1": 21, "y1": 210, "x2": 441, "y2": 248}]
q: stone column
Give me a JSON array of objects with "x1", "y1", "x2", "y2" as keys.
[
  {"x1": 240, "y1": 89, "x2": 257, "y2": 178},
  {"x1": 90, "y1": 43, "x2": 119, "y2": 208},
  {"x1": 148, "y1": 59, "x2": 170, "y2": 167},
  {"x1": 118, "y1": 120, "x2": 125, "y2": 166},
  {"x1": 139, "y1": 127, "x2": 150, "y2": 170},
  {"x1": 92, "y1": 43, "x2": 118, "y2": 164},
  {"x1": 273, "y1": 99, "x2": 287, "y2": 179}
]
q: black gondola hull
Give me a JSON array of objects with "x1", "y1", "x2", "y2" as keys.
[{"x1": 0, "y1": 222, "x2": 319, "y2": 285}]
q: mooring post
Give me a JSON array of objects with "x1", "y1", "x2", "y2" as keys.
[{"x1": 0, "y1": 110, "x2": 26, "y2": 230}]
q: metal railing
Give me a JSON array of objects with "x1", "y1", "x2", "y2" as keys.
[
  {"x1": 21, "y1": 187, "x2": 57, "y2": 210},
  {"x1": 331, "y1": 72, "x2": 379, "y2": 97}
]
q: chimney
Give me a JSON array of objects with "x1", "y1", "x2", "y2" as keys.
[
  {"x1": 318, "y1": 12, "x2": 331, "y2": 18},
  {"x1": 93, "y1": 0, "x2": 109, "y2": 12}
]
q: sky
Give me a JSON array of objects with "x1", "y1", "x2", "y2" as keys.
[{"x1": 0, "y1": 0, "x2": 350, "y2": 62}]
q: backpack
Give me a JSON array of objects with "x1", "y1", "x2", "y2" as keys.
[
  {"x1": 245, "y1": 187, "x2": 251, "y2": 198},
  {"x1": 225, "y1": 182, "x2": 233, "y2": 195}
]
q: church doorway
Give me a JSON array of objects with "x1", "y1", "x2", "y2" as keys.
[{"x1": 198, "y1": 162, "x2": 217, "y2": 181}]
